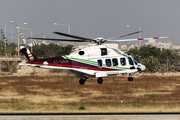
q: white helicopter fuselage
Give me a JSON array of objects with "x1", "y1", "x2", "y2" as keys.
[{"x1": 64, "y1": 45, "x2": 145, "y2": 78}]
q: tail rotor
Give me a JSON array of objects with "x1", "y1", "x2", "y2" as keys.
[{"x1": 15, "y1": 31, "x2": 38, "y2": 61}]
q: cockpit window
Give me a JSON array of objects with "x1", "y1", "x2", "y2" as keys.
[
  {"x1": 120, "y1": 58, "x2": 126, "y2": 66},
  {"x1": 128, "y1": 57, "x2": 134, "y2": 65},
  {"x1": 101, "y1": 48, "x2": 107, "y2": 56}
]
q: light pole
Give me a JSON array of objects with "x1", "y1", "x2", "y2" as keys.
[
  {"x1": 19, "y1": 27, "x2": 33, "y2": 52},
  {"x1": 10, "y1": 21, "x2": 27, "y2": 56},
  {"x1": 166, "y1": 56, "x2": 168, "y2": 72},
  {"x1": 11, "y1": 28, "x2": 13, "y2": 43},
  {"x1": 0, "y1": 23, "x2": 6, "y2": 49},
  {"x1": 54, "y1": 23, "x2": 70, "y2": 39},
  {"x1": 127, "y1": 25, "x2": 142, "y2": 47},
  {"x1": 166, "y1": 38, "x2": 168, "y2": 49}
]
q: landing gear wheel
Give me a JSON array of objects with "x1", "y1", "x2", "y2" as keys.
[
  {"x1": 79, "y1": 78, "x2": 85, "y2": 85},
  {"x1": 128, "y1": 77, "x2": 134, "y2": 81},
  {"x1": 97, "y1": 77, "x2": 103, "y2": 84}
]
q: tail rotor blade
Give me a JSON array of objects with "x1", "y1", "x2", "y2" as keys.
[
  {"x1": 15, "y1": 46, "x2": 25, "y2": 52},
  {"x1": 29, "y1": 40, "x2": 38, "y2": 47},
  {"x1": 19, "y1": 32, "x2": 26, "y2": 44}
]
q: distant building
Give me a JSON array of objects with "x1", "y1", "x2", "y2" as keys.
[
  {"x1": 39, "y1": 41, "x2": 60, "y2": 46},
  {"x1": 128, "y1": 44, "x2": 135, "y2": 50},
  {"x1": 148, "y1": 39, "x2": 156, "y2": 46},
  {"x1": 39, "y1": 40, "x2": 49, "y2": 45},
  {"x1": 120, "y1": 45, "x2": 127, "y2": 51},
  {"x1": 143, "y1": 38, "x2": 180, "y2": 50}
]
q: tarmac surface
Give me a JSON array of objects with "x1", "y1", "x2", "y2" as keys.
[{"x1": 0, "y1": 113, "x2": 180, "y2": 120}]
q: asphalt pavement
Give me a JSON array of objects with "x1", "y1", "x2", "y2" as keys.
[{"x1": 0, "y1": 113, "x2": 180, "y2": 120}]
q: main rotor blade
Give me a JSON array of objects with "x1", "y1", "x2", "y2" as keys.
[
  {"x1": 108, "y1": 36, "x2": 170, "y2": 42},
  {"x1": 53, "y1": 32, "x2": 93, "y2": 40},
  {"x1": 27, "y1": 37, "x2": 91, "y2": 42},
  {"x1": 119, "y1": 31, "x2": 144, "y2": 38},
  {"x1": 109, "y1": 31, "x2": 144, "y2": 40}
]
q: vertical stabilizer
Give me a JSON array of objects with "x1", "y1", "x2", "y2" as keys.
[{"x1": 19, "y1": 48, "x2": 38, "y2": 61}]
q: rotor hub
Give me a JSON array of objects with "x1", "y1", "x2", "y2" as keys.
[
  {"x1": 94, "y1": 37, "x2": 106, "y2": 45},
  {"x1": 95, "y1": 37, "x2": 104, "y2": 41}
]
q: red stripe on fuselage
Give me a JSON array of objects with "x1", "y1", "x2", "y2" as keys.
[{"x1": 27, "y1": 61, "x2": 118, "y2": 71}]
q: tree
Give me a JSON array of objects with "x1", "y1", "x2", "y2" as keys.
[
  {"x1": 139, "y1": 45, "x2": 161, "y2": 59},
  {"x1": 32, "y1": 43, "x2": 74, "y2": 58},
  {"x1": 55, "y1": 44, "x2": 74, "y2": 56},
  {"x1": 127, "y1": 45, "x2": 180, "y2": 73},
  {"x1": 141, "y1": 56, "x2": 160, "y2": 73},
  {"x1": 6, "y1": 42, "x2": 17, "y2": 56}
]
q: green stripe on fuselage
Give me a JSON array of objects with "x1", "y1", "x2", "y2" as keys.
[
  {"x1": 71, "y1": 58, "x2": 97, "y2": 65},
  {"x1": 64, "y1": 56, "x2": 133, "y2": 70}
]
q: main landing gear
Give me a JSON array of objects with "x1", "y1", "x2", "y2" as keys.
[
  {"x1": 128, "y1": 73, "x2": 134, "y2": 81},
  {"x1": 79, "y1": 78, "x2": 87, "y2": 85},
  {"x1": 79, "y1": 77, "x2": 103, "y2": 85},
  {"x1": 97, "y1": 77, "x2": 103, "y2": 84}
]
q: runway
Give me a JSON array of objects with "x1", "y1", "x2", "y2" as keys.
[{"x1": 0, "y1": 113, "x2": 180, "y2": 120}]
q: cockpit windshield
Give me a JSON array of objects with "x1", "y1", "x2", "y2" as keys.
[
  {"x1": 112, "y1": 49, "x2": 122, "y2": 54},
  {"x1": 132, "y1": 57, "x2": 138, "y2": 65},
  {"x1": 128, "y1": 57, "x2": 134, "y2": 65},
  {"x1": 112, "y1": 49, "x2": 128, "y2": 57}
]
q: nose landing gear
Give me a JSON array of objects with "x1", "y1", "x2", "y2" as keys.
[
  {"x1": 128, "y1": 73, "x2": 134, "y2": 81},
  {"x1": 128, "y1": 77, "x2": 134, "y2": 81}
]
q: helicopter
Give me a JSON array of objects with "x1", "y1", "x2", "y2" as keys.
[{"x1": 16, "y1": 31, "x2": 169, "y2": 85}]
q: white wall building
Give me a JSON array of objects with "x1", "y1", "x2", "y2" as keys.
[
  {"x1": 144, "y1": 39, "x2": 180, "y2": 50},
  {"x1": 120, "y1": 45, "x2": 127, "y2": 51}
]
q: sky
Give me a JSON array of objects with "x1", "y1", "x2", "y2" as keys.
[{"x1": 0, "y1": 0, "x2": 180, "y2": 46}]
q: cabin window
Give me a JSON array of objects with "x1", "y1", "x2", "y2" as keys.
[
  {"x1": 128, "y1": 57, "x2": 134, "y2": 65},
  {"x1": 101, "y1": 48, "x2": 107, "y2": 56},
  {"x1": 120, "y1": 58, "x2": 126, "y2": 66},
  {"x1": 97, "y1": 60, "x2": 102, "y2": 68},
  {"x1": 112, "y1": 58, "x2": 118, "y2": 66},
  {"x1": 105, "y1": 59, "x2": 111, "y2": 67}
]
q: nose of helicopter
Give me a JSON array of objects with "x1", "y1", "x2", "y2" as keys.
[{"x1": 137, "y1": 63, "x2": 146, "y2": 71}]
